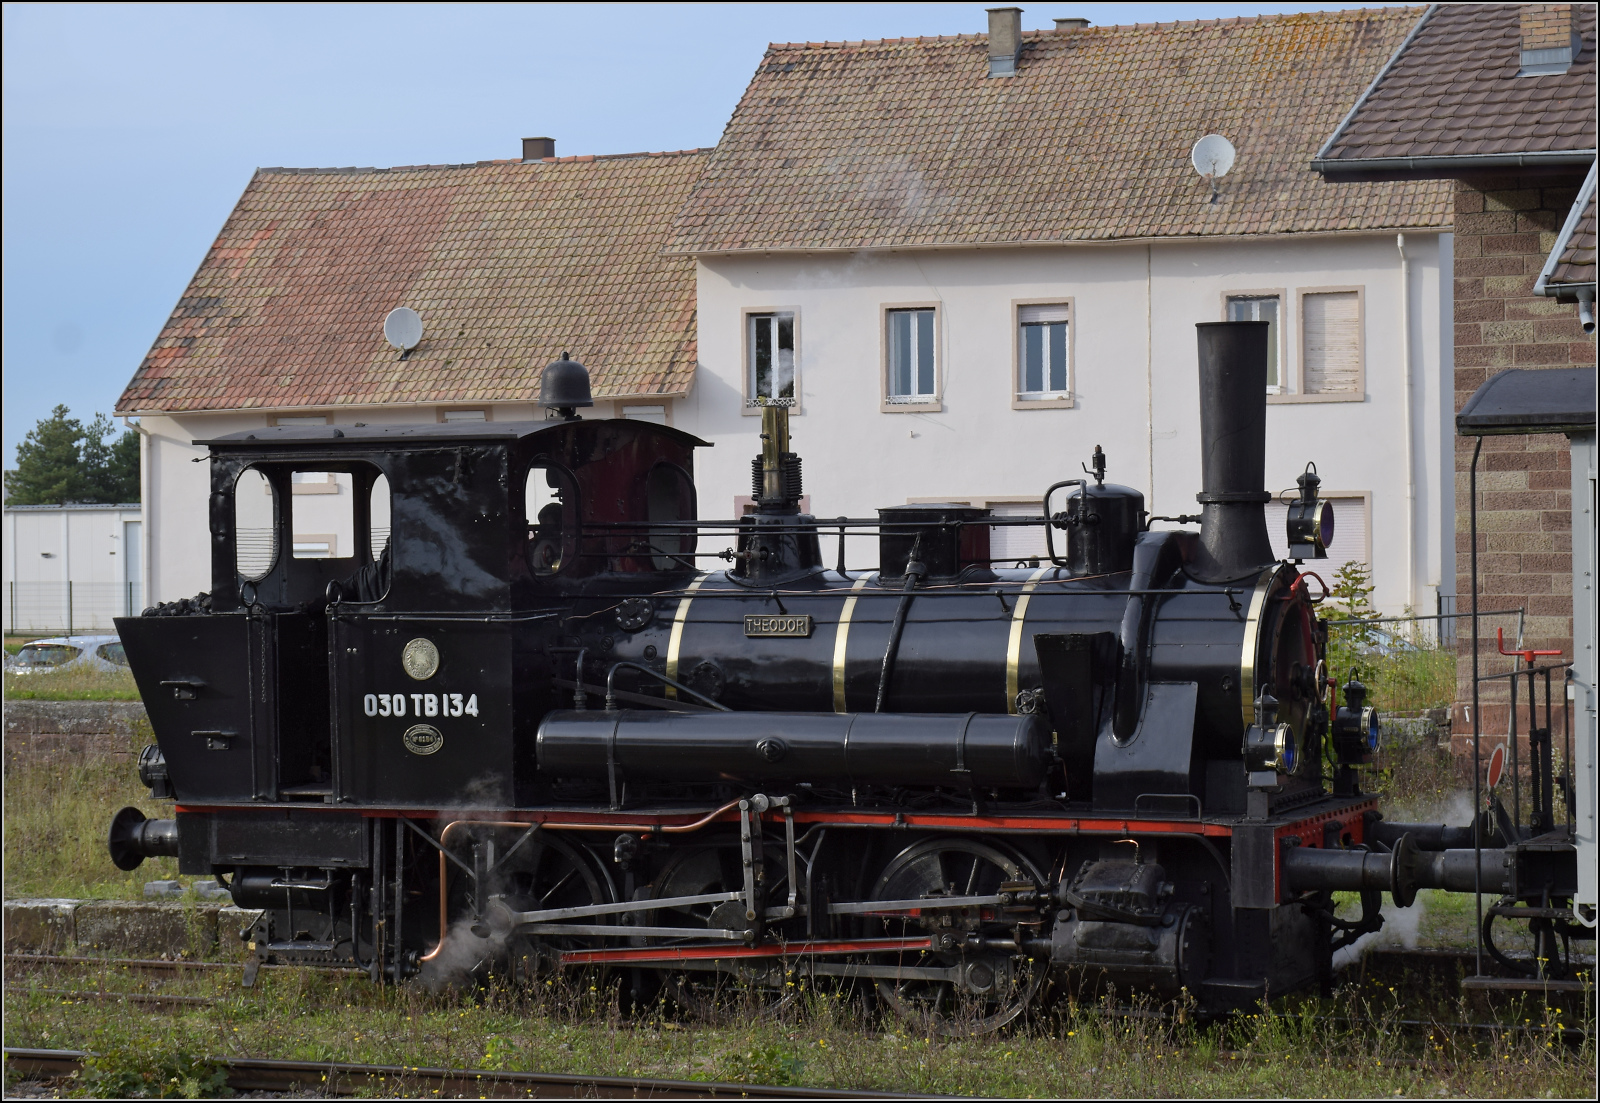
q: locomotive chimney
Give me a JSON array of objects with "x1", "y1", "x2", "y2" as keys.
[{"x1": 1190, "y1": 321, "x2": 1276, "y2": 583}]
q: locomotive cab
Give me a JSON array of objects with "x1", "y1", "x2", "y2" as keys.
[{"x1": 117, "y1": 418, "x2": 708, "y2": 809}]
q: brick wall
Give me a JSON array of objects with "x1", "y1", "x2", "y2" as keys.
[{"x1": 1450, "y1": 173, "x2": 1593, "y2": 749}]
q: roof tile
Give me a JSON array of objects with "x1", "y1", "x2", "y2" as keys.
[
  {"x1": 1321, "y1": 3, "x2": 1596, "y2": 161},
  {"x1": 119, "y1": 151, "x2": 710, "y2": 415},
  {"x1": 670, "y1": 8, "x2": 1449, "y2": 254}
]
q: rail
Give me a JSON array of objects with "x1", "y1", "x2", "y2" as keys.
[{"x1": 1, "y1": 1048, "x2": 915, "y2": 1099}]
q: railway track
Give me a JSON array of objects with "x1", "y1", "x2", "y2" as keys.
[{"x1": 2, "y1": 1048, "x2": 911, "y2": 1099}]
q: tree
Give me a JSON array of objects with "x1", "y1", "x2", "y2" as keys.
[
  {"x1": 4, "y1": 405, "x2": 140, "y2": 505},
  {"x1": 80, "y1": 413, "x2": 140, "y2": 503}
]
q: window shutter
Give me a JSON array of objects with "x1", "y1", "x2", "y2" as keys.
[
  {"x1": 987, "y1": 502, "x2": 1048, "y2": 562},
  {"x1": 1018, "y1": 303, "x2": 1070, "y2": 324},
  {"x1": 1302, "y1": 292, "x2": 1361, "y2": 394}
]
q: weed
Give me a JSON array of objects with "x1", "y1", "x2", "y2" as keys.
[
  {"x1": 4, "y1": 663, "x2": 141, "y2": 700},
  {"x1": 71, "y1": 1032, "x2": 230, "y2": 1099}
]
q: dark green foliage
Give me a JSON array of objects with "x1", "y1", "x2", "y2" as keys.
[
  {"x1": 5, "y1": 405, "x2": 139, "y2": 505},
  {"x1": 72, "y1": 1033, "x2": 231, "y2": 1099}
]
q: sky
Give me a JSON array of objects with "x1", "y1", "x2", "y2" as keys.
[{"x1": 0, "y1": 1, "x2": 1411, "y2": 466}]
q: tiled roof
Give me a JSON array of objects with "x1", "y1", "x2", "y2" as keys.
[
  {"x1": 1541, "y1": 162, "x2": 1597, "y2": 292},
  {"x1": 668, "y1": 8, "x2": 1450, "y2": 255},
  {"x1": 118, "y1": 151, "x2": 710, "y2": 415},
  {"x1": 1317, "y1": 4, "x2": 1597, "y2": 168}
]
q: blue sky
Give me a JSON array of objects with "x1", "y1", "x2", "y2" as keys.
[{"x1": 1, "y1": 1, "x2": 1409, "y2": 465}]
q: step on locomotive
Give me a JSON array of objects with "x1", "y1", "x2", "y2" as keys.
[{"x1": 107, "y1": 322, "x2": 1582, "y2": 1029}]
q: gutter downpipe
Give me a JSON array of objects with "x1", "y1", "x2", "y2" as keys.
[{"x1": 1399, "y1": 234, "x2": 1416, "y2": 612}]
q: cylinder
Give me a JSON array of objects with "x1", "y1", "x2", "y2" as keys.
[
  {"x1": 536, "y1": 709, "x2": 1051, "y2": 790},
  {"x1": 1283, "y1": 845, "x2": 1395, "y2": 894},
  {"x1": 1064, "y1": 483, "x2": 1144, "y2": 576},
  {"x1": 1192, "y1": 322, "x2": 1276, "y2": 583},
  {"x1": 1413, "y1": 848, "x2": 1511, "y2": 894},
  {"x1": 1369, "y1": 821, "x2": 1476, "y2": 851}
]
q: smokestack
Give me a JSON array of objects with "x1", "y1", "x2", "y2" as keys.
[
  {"x1": 1191, "y1": 322, "x2": 1276, "y2": 583},
  {"x1": 987, "y1": 7, "x2": 1022, "y2": 77},
  {"x1": 522, "y1": 137, "x2": 555, "y2": 162},
  {"x1": 1054, "y1": 17, "x2": 1090, "y2": 31},
  {"x1": 1519, "y1": 4, "x2": 1580, "y2": 75}
]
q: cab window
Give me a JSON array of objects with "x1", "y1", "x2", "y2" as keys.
[
  {"x1": 235, "y1": 467, "x2": 277, "y2": 580},
  {"x1": 646, "y1": 463, "x2": 696, "y2": 570},
  {"x1": 524, "y1": 462, "x2": 579, "y2": 576}
]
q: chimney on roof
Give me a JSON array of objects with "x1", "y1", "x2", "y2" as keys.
[
  {"x1": 1519, "y1": 4, "x2": 1581, "y2": 76},
  {"x1": 522, "y1": 137, "x2": 555, "y2": 162},
  {"x1": 987, "y1": 7, "x2": 1022, "y2": 77},
  {"x1": 1053, "y1": 17, "x2": 1090, "y2": 31}
]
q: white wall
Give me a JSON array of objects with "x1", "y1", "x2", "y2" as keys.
[
  {"x1": 3, "y1": 503, "x2": 143, "y2": 632},
  {"x1": 685, "y1": 233, "x2": 1449, "y2": 617}
]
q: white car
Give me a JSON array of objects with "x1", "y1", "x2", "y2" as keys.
[{"x1": 6, "y1": 634, "x2": 129, "y2": 674}]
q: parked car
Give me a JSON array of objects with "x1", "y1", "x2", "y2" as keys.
[{"x1": 5, "y1": 634, "x2": 128, "y2": 674}]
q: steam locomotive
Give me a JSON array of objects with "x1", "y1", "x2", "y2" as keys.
[{"x1": 107, "y1": 322, "x2": 1572, "y2": 1028}]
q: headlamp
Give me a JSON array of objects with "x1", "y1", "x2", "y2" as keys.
[{"x1": 1285, "y1": 462, "x2": 1333, "y2": 560}]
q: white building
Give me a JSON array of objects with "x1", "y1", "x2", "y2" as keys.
[
  {"x1": 664, "y1": 8, "x2": 1456, "y2": 617},
  {"x1": 3, "y1": 503, "x2": 143, "y2": 633},
  {"x1": 122, "y1": 8, "x2": 1457, "y2": 619}
]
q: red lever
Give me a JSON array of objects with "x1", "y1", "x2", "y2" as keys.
[{"x1": 1497, "y1": 626, "x2": 1561, "y2": 667}]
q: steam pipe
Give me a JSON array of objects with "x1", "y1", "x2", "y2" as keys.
[{"x1": 1190, "y1": 322, "x2": 1276, "y2": 583}]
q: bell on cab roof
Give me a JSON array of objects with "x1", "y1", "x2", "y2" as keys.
[{"x1": 539, "y1": 351, "x2": 593, "y2": 420}]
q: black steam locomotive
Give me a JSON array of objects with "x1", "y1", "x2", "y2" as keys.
[{"x1": 107, "y1": 323, "x2": 1555, "y2": 1028}]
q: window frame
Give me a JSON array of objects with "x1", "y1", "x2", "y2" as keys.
[
  {"x1": 1220, "y1": 288, "x2": 1289, "y2": 395},
  {"x1": 1010, "y1": 298, "x2": 1076, "y2": 410},
  {"x1": 615, "y1": 402, "x2": 672, "y2": 425},
  {"x1": 880, "y1": 302, "x2": 943, "y2": 413},
  {"x1": 1283, "y1": 285, "x2": 1366, "y2": 404},
  {"x1": 741, "y1": 307, "x2": 802, "y2": 416},
  {"x1": 437, "y1": 407, "x2": 492, "y2": 423}
]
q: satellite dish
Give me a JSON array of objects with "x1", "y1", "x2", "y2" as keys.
[
  {"x1": 1191, "y1": 134, "x2": 1236, "y2": 178},
  {"x1": 384, "y1": 307, "x2": 423, "y2": 353}
]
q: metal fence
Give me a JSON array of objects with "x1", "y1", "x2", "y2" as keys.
[{"x1": 4, "y1": 582, "x2": 143, "y2": 636}]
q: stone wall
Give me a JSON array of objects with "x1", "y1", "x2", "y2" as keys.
[
  {"x1": 1449, "y1": 172, "x2": 1593, "y2": 749},
  {"x1": 3, "y1": 700, "x2": 150, "y2": 762}
]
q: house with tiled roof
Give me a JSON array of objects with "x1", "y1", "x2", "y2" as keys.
[
  {"x1": 117, "y1": 144, "x2": 708, "y2": 604},
  {"x1": 669, "y1": 6, "x2": 1455, "y2": 617},
  {"x1": 1313, "y1": 2, "x2": 1596, "y2": 743}
]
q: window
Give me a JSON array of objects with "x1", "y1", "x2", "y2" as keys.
[
  {"x1": 747, "y1": 312, "x2": 795, "y2": 407},
  {"x1": 235, "y1": 467, "x2": 277, "y2": 579},
  {"x1": 1226, "y1": 295, "x2": 1282, "y2": 390},
  {"x1": 524, "y1": 462, "x2": 579, "y2": 576},
  {"x1": 1301, "y1": 290, "x2": 1362, "y2": 395},
  {"x1": 369, "y1": 474, "x2": 391, "y2": 560},
  {"x1": 271, "y1": 414, "x2": 328, "y2": 426},
  {"x1": 1016, "y1": 303, "x2": 1071, "y2": 402},
  {"x1": 646, "y1": 463, "x2": 696, "y2": 570},
  {"x1": 621, "y1": 405, "x2": 668, "y2": 425},
  {"x1": 886, "y1": 307, "x2": 937, "y2": 405},
  {"x1": 96, "y1": 642, "x2": 129, "y2": 667},
  {"x1": 290, "y1": 471, "x2": 353, "y2": 558},
  {"x1": 440, "y1": 408, "x2": 488, "y2": 422}
]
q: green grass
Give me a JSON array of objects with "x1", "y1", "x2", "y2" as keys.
[
  {"x1": 5, "y1": 663, "x2": 141, "y2": 700},
  {"x1": 3, "y1": 966, "x2": 1592, "y2": 1099},
  {"x1": 3, "y1": 733, "x2": 182, "y2": 901}
]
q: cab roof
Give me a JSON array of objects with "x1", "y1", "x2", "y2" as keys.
[{"x1": 196, "y1": 419, "x2": 711, "y2": 450}]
